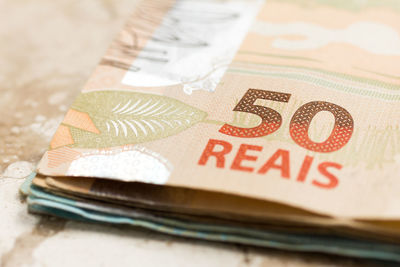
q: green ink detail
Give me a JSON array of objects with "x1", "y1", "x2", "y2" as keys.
[
  {"x1": 237, "y1": 50, "x2": 322, "y2": 63},
  {"x1": 227, "y1": 67, "x2": 400, "y2": 101},
  {"x1": 272, "y1": 0, "x2": 400, "y2": 12},
  {"x1": 354, "y1": 67, "x2": 400, "y2": 81},
  {"x1": 233, "y1": 61, "x2": 400, "y2": 91},
  {"x1": 68, "y1": 91, "x2": 208, "y2": 148}
]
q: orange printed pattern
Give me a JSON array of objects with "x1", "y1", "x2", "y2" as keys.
[
  {"x1": 63, "y1": 109, "x2": 100, "y2": 134},
  {"x1": 50, "y1": 125, "x2": 74, "y2": 149},
  {"x1": 47, "y1": 146, "x2": 82, "y2": 168},
  {"x1": 50, "y1": 109, "x2": 100, "y2": 150}
]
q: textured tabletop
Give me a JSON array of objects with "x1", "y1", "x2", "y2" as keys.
[{"x1": 0, "y1": 1, "x2": 375, "y2": 266}]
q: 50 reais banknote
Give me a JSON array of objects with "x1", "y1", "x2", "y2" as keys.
[{"x1": 26, "y1": 0, "x2": 400, "y2": 262}]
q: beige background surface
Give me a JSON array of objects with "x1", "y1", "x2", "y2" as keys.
[{"x1": 0, "y1": 1, "x2": 378, "y2": 266}]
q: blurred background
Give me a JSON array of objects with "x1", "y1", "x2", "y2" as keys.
[{"x1": 0, "y1": 1, "x2": 377, "y2": 266}]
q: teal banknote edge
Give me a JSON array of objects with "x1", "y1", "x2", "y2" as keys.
[
  {"x1": 20, "y1": 173, "x2": 400, "y2": 263},
  {"x1": 27, "y1": 196, "x2": 400, "y2": 263}
]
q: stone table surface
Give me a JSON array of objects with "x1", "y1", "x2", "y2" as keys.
[{"x1": 0, "y1": 1, "x2": 378, "y2": 266}]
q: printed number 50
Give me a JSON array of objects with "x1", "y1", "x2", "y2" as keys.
[{"x1": 219, "y1": 89, "x2": 354, "y2": 153}]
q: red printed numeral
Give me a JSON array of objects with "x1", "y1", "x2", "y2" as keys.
[
  {"x1": 220, "y1": 89, "x2": 354, "y2": 153},
  {"x1": 219, "y1": 89, "x2": 291, "y2": 138}
]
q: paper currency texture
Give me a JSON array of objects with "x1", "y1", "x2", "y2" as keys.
[{"x1": 36, "y1": 0, "x2": 400, "y2": 220}]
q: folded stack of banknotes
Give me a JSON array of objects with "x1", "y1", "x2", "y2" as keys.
[{"x1": 22, "y1": 0, "x2": 400, "y2": 263}]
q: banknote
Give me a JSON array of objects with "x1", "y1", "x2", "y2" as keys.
[
  {"x1": 30, "y1": 175, "x2": 400, "y2": 244},
  {"x1": 36, "y1": 0, "x2": 400, "y2": 219},
  {"x1": 21, "y1": 176, "x2": 400, "y2": 263},
  {"x1": 22, "y1": 0, "x2": 400, "y2": 262}
]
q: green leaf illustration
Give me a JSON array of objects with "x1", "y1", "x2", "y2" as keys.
[{"x1": 68, "y1": 90, "x2": 208, "y2": 148}]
